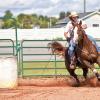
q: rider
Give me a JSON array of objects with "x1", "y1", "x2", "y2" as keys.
[{"x1": 64, "y1": 11, "x2": 87, "y2": 69}]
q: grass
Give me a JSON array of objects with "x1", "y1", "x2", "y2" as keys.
[
  {"x1": 19, "y1": 61, "x2": 100, "y2": 77},
  {"x1": 21, "y1": 62, "x2": 68, "y2": 76}
]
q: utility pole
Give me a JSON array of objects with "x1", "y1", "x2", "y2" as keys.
[
  {"x1": 84, "y1": 0, "x2": 86, "y2": 13},
  {"x1": 49, "y1": 17, "x2": 52, "y2": 28}
]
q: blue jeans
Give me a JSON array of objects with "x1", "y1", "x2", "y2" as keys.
[{"x1": 68, "y1": 39, "x2": 76, "y2": 60}]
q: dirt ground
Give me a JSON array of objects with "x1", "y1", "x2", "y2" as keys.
[{"x1": 0, "y1": 77, "x2": 100, "y2": 100}]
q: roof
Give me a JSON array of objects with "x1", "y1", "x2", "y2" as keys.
[
  {"x1": 53, "y1": 11, "x2": 100, "y2": 28},
  {"x1": 81, "y1": 11, "x2": 100, "y2": 20}
]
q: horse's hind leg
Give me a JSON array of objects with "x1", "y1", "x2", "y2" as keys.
[{"x1": 83, "y1": 60, "x2": 100, "y2": 81}]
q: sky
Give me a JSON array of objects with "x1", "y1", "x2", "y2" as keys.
[{"x1": 0, "y1": 0, "x2": 99, "y2": 17}]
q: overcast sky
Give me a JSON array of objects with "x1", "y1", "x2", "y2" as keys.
[{"x1": 0, "y1": 0, "x2": 99, "y2": 17}]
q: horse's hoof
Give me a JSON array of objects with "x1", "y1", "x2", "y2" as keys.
[{"x1": 73, "y1": 83, "x2": 80, "y2": 87}]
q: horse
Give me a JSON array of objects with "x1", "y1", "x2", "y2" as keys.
[
  {"x1": 74, "y1": 21, "x2": 100, "y2": 81},
  {"x1": 48, "y1": 41, "x2": 89, "y2": 86},
  {"x1": 48, "y1": 21, "x2": 100, "y2": 86}
]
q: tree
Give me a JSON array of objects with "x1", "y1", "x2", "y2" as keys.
[
  {"x1": 17, "y1": 14, "x2": 33, "y2": 28},
  {"x1": 66, "y1": 11, "x2": 71, "y2": 17},
  {"x1": 38, "y1": 15, "x2": 50, "y2": 28},
  {"x1": 3, "y1": 10, "x2": 14, "y2": 28},
  {"x1": 32, "y1": 14, "x2": 39, "y2": 26},
  {"x1": 17, "y1": 13, "x2": 25, "y2": 28},
  {"x1": 2, "y1": 10, "x2": 58, "y2": 29},
  {"x1": 4, "y1": 10, "x2": 13, "y2": 19},
  {"x1": 59, "y1": 11, "x2": 66, "y2": 19},
  {"x1": 50, "y1": 17, "x2": 58, "y2": 26}
]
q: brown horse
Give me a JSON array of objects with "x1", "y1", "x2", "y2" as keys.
[
  {"x1": 48, "y1": 41, "x2": 88, "y2": 86},
  {"x1": 48, "y1": 22, "x2": 100, "y2": 86},
  {"x1": 74, "y1": 21, "x2": 100, "y2": 81}
]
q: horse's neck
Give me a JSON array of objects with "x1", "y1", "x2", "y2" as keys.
[
  {"x1": 82, "y1": 34, "x2": 97, "y2": 52},
  {"x1": 83, "y1": 34, "x2": 91, "y2": 47}
]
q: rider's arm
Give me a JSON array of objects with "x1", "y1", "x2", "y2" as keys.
[
  {"x1": 81, "y1": 21, "x2": 87, "y2": 29},
  {"x1": 64, "y1": 22, "x2": 72, "y2": 39}
]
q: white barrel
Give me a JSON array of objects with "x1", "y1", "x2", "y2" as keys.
[{"x1": 0, "y1": 56, "x2": 18, "y2": 88}]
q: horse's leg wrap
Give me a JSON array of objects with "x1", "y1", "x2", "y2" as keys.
[{"x1": 93, "y1": 69, "x2": 97, "y2": 73}]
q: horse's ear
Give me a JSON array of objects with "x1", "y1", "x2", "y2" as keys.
[{"x1": 79, "y1": 20, "x2": 82, "y2": 25}]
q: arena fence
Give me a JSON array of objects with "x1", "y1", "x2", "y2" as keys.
[
  {"x1": 20, "y1": 39, "x2": 100, "y2": 77},
  {"x1": 20, "y1": 40, "x2": 66, "y2": 77},
  {"x1": 0, "y1": 39, "x2": 100, "y2": 77}
]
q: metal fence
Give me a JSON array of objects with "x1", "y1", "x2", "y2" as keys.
[
  {"x1": 20, "y1": 39, "x2": 100, "y2": 77},
  {"x1": 20, "y1": 40, "x2": 66, "y2": 77},
  {"x1": 0, "y1": 39, "x2": 100, "y2": 77}
]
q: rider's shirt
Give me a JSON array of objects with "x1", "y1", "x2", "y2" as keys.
[{"x1": 64, "y1": 19, "x2": 86, "y2": 43}]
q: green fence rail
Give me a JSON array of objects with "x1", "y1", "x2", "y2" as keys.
[
  {"x1": 0, "y1": 39, "x2": 15, "y2": 55},
  {"x1": 20, "y1": 39, "x2": 100, "y2": 77}
]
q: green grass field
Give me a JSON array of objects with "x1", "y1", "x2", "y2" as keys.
[{"x1": 20, "y1": 61, "x2": 100, "y2": 77}]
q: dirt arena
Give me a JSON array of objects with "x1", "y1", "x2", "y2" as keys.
[{"x1": 0, "y1": 77, "x2": 100, "y2": 100}]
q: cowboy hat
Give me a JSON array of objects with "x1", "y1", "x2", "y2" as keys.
[{"x1": 69, "y1": 11, "x2": 79, "y2": 18}]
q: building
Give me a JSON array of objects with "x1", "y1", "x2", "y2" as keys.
[{"x1": 54, "y1": 10, "x2": 100, "y2": 28}]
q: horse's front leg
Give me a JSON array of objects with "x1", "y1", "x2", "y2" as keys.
[
  {"x1": 67, "y1": 68, "x2": 80, "y2": 86},
  {"x1": 82, "y1": 68, "x2": 88, "y2": 79},
  {"x1": 83, "y1": 60, "x2": 100, "y2": 81}
]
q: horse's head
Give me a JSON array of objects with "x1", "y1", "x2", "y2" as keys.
[{"x1": 73, "y1": 21, "x2": 85, "y2": 43}]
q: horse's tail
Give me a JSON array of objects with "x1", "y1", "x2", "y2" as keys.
[{"x1": 48, "y1": 41, "x2": 66, "y2": 57}]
